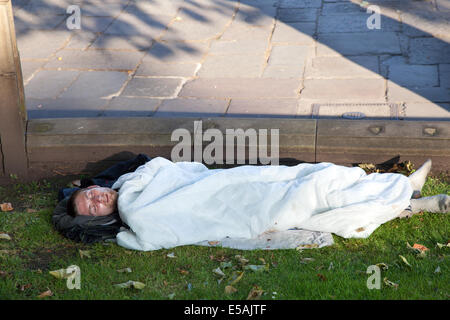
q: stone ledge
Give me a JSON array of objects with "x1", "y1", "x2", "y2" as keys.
[{"x1": 14, "y1": 117, "x2": 450, "y2": 182}]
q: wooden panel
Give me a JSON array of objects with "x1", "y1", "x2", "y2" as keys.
[
  {"x1": 316, "y1": 119, "x2": 450, "y2": 173},
  {"x1": 0, "y1": 0, "x2": 27, "y2": 178}
]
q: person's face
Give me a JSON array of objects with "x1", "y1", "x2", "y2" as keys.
[{"x1": 74, "y1": 185, "x2": 118, "y2": 217}]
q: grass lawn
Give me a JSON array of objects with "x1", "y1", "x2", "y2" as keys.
[{"x1": 0, "y1": 164, "x2": 448, "y2": 300}]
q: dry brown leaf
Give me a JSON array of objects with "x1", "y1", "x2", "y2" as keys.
[
  {"x1": 246, "y1": 285, "x2": 264, "y2": 300},
  {"x1": 208, "y1": 241, "x2": 220, "y2": 246},
  {"x1": 0, "y1": 233, "x2": 12, "y2": 241},
  {"x1": 317, "y1": 273, "x2": 327, "y2": 281},
  {"x1": 37, "y1": 289, "x2": 53, "y2": 298},
  {"x1": 412, "y1": 243, "x2": 429, "y2": 252},
  {"x1": 0, "y1": 203, "x2": 13, "y2": 212},
  {"x1": 225, "y1": 285, "x2": 237, "y2": 294},
  {"x1": 229, "y1": 271, "x2": 244, "y2": 286},
  {"x1": 26, "y1": 208, "x2": 37, "y2": 213},
  {"x1": 19, "y1": 283, "x2": 32, "y2": 291},
  {"x1": 177, "y1": 268, "x2": 189, "y2": 275},
  {"x1": 383, "y1": 277, "x2": 399, "y2": 289}
]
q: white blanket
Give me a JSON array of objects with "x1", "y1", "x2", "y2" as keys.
[{"x1": 112, "y1": 157, "x2": 413, "y2": 251}]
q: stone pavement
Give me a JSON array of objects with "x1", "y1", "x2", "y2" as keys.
[{"x1": 13, "y1": 0, "x2": 450, "y2": 120}]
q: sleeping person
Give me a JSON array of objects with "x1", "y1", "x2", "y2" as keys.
[{"x1": 60, "y1": 157, "x2": 449, "y2": 251}]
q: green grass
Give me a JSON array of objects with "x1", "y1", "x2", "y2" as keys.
[{"x1": 0, "y1": 172, "x2": 448, "y2": 300}]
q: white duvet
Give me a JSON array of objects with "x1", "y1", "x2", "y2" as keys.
[{"x1": 112, "y1": 157, "x2": 413, "y2": 251}]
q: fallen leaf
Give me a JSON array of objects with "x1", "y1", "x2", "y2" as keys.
[
  {"x1": 399, "y1": 255, "x2": 412, "y2": 268},
  {"x1": 300, "y1": 257, "x2": 315, "y2": 264},
  {"x1": 18, "y1": 283, "x2": 32, "y2": 291},
  {"x1": 246, "y1": 285, "x2": 264, "y2": 300},
  {"x1": 235, "y1": 255, "x2": 249, "y2": 265},
  {"x1": 167, "y1": 293, "x2": 175, "y2": 299},
  {"x1": 26, "y1": 208, "x2": 37, "y2": 213},
  {"x1": 355, "y1": 227, "x2": 365, "y2": 233},
  {"x1": 296, "y1": 243, "x2": 319, "y2": 250},
  {"x1": 114, "y1": 281, "x2": 145, "y2": 290},
  {"x1": 406, "y1": 242, "x2": 427, "y2": 258},
  {"x1": 0, "y1": 203, "x2": 13, "y2": 212},
  {"x1": 220, "y1": 261, "x2": 233, "y2": 269},
  {"x1": 0, "y1": 270, "x2": 10, "y2": 278},
  {"x1": 37, "y1": 289, "x2": 53, "y2": 298},
  {"x1": 225, "y1": 285, "x2": 237, "y2": 294},
  {"x1": 208, "y1": 241, "x2": 220, "y2": 246},
  {"x1": 117, "y1": 268, "x2": 132, "y2": 273},
  {"x1": 212, "y1": 267, "x2": 226, "y2": 277},
  {"x1": 376, "y1": 263, "x2": 389, "y2": 271},
  {"x1": 383, "y1": 277, "x2": 399, "y2": 289},
  {"x1": 78, "y1": 249, "x2": 91, "y2": 259},
  {"x1": 177, "y1": 268, "x2": 189, "y2": 275},
  {"x1": 436, "y1": 242, "x2": 450, "y2": 249},
  {"x1": 317, "y1": 273, "x2": 327, "y2": 281},
  {"x1": 244, "y1": 264, "x2": 269, "y2": 272},
  {"x1": 0, "y1": 233, "x2": 12, "y2": 241},
  {"x1": 229, "y1": 271, "x2": 244, "y2": 286},
  {"x1": 49, "y1": 265, "x2": 79, "y2": 279}
]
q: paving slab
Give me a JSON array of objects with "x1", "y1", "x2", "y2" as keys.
[
  {"x1": 277, "y1": 8, "x2": 318, "y2": 23},
  {"x1": 25, "y1": 70, "x2": 80, "y2": 99},
  {"x1": 121, "y1": 77, "x2": 184, "y2": 98},
  {"x1": 209, "y1": 40, "x2": 268, "y2": 55},
  {"x1": 226, "y1": 98, "x2": 298, "y2": 118},
  {"x1": 388, "y1": 81, "x2": 450, "y2": 103},
  {"x1": 271, "y1": 21, "x2": 315, "y2": 44},
  {"x1": 59, "y1": 71, "x2": 129, "y2": 99},
  {"x1": 409, "y1": 37, "x2": 450, "y2": 64},
  {"x1": 305, "y1": 56, "x2": 380, "y2": 79},
  {"x1": 135, "y1": 62, "x2": 200, "y2": 77},
  {"x1": 301, "y1": 79, "x2": 386, "y2": 101},
  {"x1": 21, "y1": 60, "x2": 46, "y2": 83},
  {"x1": 26, "y1": 97, "x2": 109, "y2": 119},
  {"x1": 44, "y1": 49, "x2": 144, "y2": 70},
  {"x1": 388, "y1": 65, "x2": 439, "y2": 88},
  {"x1": 439, "y1": 64, "x2": 450, "y2": 88},
  {"x1": 179, "y1": 78, "x2": 301, "y2": 99},
  {"x1": 317, "y1": 32, "x2": 401, "y2": 56},
  {"x1": 197, "y1": 54, "x2": 266, "y2": 78},
  {"x1": 90, "y1": 34, "x2": 153, "y2": 51},
  {"x1": 153, "y1": 98, "x2": 229, "y2": 118},
  {"x1": 278, "y1": 0, "x2": 322, "y2": 8},
  {"x1": 262, "y1": 64, "x2": 304, "y2": 79},
  {"x1": 104, "y1": 13, "x2": 173, "y2": 37},
  {"x1": 403, "y1": 102, "x2": 450, "y2": 120},
  {"x1": 17, "y1": 30, "x2": 71, "y2": 59},
  {"x1": 145, "y1": 41, "x2": 209, "y2": 63},
  {"x1": 101, "y1": 96, "x2": 161, "y2": 117},
  {"x1": 318, "y1": 13, "x2": 401, "y2": 34}
]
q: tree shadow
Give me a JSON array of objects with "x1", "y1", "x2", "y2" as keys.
[{"x1": 11, "y1": 0, "x2": 450, "y2": 120}]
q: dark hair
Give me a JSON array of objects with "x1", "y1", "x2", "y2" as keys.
[{"x1": 67, "y1": 189, "x2": 83, "y2": 217}]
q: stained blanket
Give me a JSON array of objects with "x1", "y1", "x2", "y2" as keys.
[{"x1": 113, "y1": 157, "x2": 413, "y2": 251}]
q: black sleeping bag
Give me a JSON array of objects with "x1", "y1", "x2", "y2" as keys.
[{"x1": 52, "y1": 154, "x2": 151, "y2": 243}]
